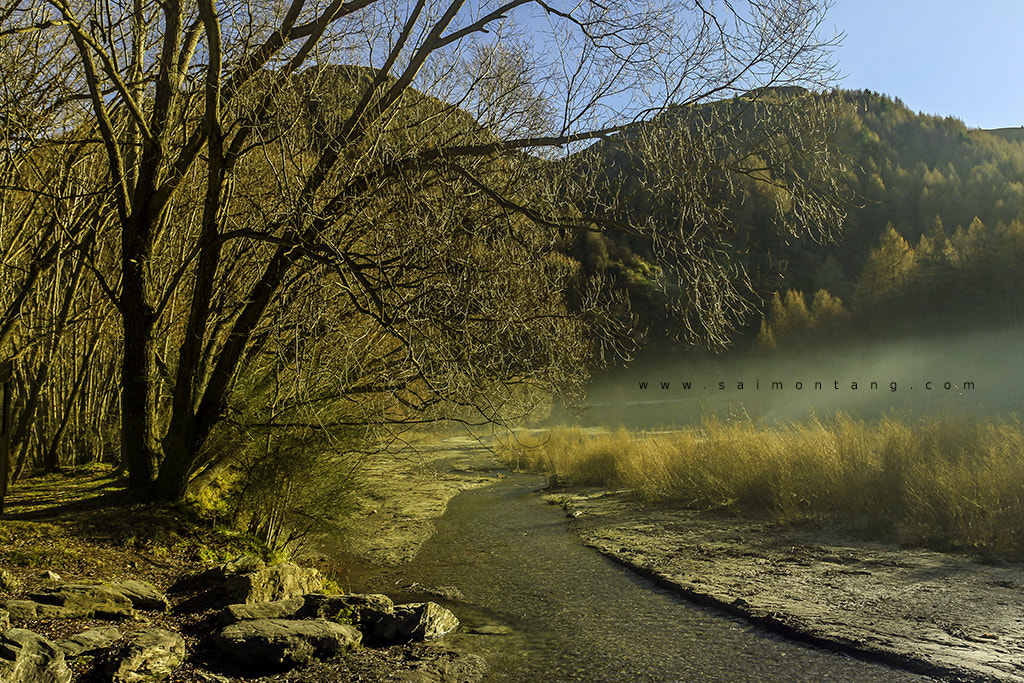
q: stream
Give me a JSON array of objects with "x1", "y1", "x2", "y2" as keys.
[{"x1": 361, "y1": 469, "x2": 939, "y2": 682}]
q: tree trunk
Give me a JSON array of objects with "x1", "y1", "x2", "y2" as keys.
[
  {"x1": 43, "y1": 332, "x2": 99, "y2": 473},
  {"x1": 121, "y1": 303, "x2": 158, "y2": 487},
  {"x1": 0, "y1": 361, "x2": 12, "y2": 514},
  {"x1": 153, "y1": 416, "x2": 196, "y2": 501},
  {"x1": 120, "y1": 236, "x2": 159, "y2": 487}
]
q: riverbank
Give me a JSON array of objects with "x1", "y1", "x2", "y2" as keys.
[
  {"x1": 321, "y1": 434, "x2": 505, "y2": 574},
  {"x1": 0, "y1": 434, "x2": 501, "y2": 682},
  {"x1": 5, "y1": 435, "x2": 1021, "y2": 681},
  {"x1": 559, "y1": 487, "x2": 1024, "y2": 683}
]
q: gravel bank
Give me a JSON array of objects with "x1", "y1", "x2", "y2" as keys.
[{"x1": 561, "y1": 488, "x2": 1024, "y2": 683}]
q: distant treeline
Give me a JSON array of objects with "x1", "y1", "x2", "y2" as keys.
[{"x1": 570, "y1": 90, "x2": 1024, "y2": 348}]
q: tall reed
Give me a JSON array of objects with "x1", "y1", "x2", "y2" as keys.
[{"x1": 500, "y1": 414, "x2": 1024, "y2": 560}]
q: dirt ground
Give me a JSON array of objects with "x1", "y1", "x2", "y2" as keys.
[
  {"x1": 558, "y1": 488, "x2": 1024, "y2": 683},
  {"x1": 318, "y1": 434, "x2": 505, "y2": 575},
  {"x1": 0, "y1": 434, "x2": 504, "y2": 683}
]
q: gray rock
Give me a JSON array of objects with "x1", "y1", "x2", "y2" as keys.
[
  {"x1": 218, "y1": 597, "x2": 306, "y2": 625},
  {"x1": 388, "y1": 645, "x2": 488, "y2": 683},
  {"x1": 0, "y1": 628, "x2": 72, "y2": 683},
  {"x1": 0, "y1": 608, "x2": 9, "y2": 631},
  {"x1": 28, "y1": 584, "x2": 134, "y2": 619},
  {"x1": 0, "y1": 568, "x2": 20, "y2": 592},
  {"x1": 106, "y1": 628, "x2": 186, "y2": 683},
  {"x1": 220, "y1": 562, "x2": 324, "y2": 605},
  {"x1": 301, "y1": 593, "x2": 395, "y2": 631},
  {"x1": 3, "y1": 600, "x2": 40, "y2": 621},
  {"x1": 375, "y1": 602, "x2": 459, "y2": 644},
  {"x1": 194, "y1": 556, "x2": 266, "y2": 583},
  {"x1": 108, "y1": 580, "x2": 170, "y2": 612},
  {"x1": 213, "y1": 618, "x2": 361, "y2": 669},
  {"x1": 185, "y1": 558, "x2": 323, "y2": 606},
  {"x1": 56, "y1": 627, "x2": 122, "y2": 658},
  {"x1": 467, "y1": 624, "x2": 513, "y2": 636}
]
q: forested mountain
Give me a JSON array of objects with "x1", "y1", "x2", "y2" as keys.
[{"x1": 572, "y1": 90, "x2": 1024, "y2": 350}]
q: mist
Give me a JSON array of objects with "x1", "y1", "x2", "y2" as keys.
[{"x1": 563, "y1": 327, "x2": 1024, "y2": 428}]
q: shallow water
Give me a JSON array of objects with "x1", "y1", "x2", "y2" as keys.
[{"x1": 365, "y1": 473, "x2": 938, "y2": 682}]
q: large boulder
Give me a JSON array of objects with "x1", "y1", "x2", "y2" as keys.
[
  {"x1": 0, "y1": 628, "x2": 72, "y2": 683},
  {"x1": 301, "y1": 593, "x2": 396, "y2": 634},
  {"x1": 218, "y1": 592, "x2": 397, "y2": 628},
  {"x1": 108, "y1": 580, "x2": 170, "y2": 612},
  {"x1": 218, "y1": 597, "x2": 306, "y2": 625},
  {"x1": 26, "y1": 584, "x2": 135, "y2": 620},
  {"x1": 374, "y1": 602, "x2": 460, "y2": 644},
  {"x1": 106, "y1": 628, "x2": 186, "y2": 683},
  {"x1": 213, "y1": 618, "x2": 361, "y2": 670},
  {"x1": 189, "y1": 556, "x2": 267, "y2": 585},
  {"x1": 222, "y1": 562, "x2": 324, "y2": 605},
  {"x1": 56, "y1": 627, "x2": 122, "y2": 658},
  {"x1": 3, "y1": 600, "x2": 42, "y2": 621},
  {"x1": 182, "y1": 557, "x2": 323, "y2": 606}
]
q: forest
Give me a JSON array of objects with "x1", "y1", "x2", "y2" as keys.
[{"x1": 575, "y1": 90, "x2": 1024, "y2": 350}]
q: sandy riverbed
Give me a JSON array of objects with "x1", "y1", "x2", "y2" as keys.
[{"x1": 558, "y1": 488, "x2": 1024, "y2": 683}]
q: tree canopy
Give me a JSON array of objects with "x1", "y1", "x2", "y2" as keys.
[{"x1": 0, "y1": 0, "x2": 845, "y2": 504}]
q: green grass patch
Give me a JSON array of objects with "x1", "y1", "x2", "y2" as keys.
[{"x1": 0, "y1": 468, "x2": 275, "y2": 577}]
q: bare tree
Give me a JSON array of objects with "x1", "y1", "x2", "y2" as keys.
[{"x1": 0, "y1": 0, "x2": 845, "y2": 501}]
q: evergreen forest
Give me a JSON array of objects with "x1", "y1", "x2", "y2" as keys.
[{"x1": 571, "y1": 90, "x2": 1024, "y2": 352}]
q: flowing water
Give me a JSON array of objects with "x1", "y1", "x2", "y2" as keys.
[{"x1": 362, "y1": 469, "x2": 939, "y2": 682}]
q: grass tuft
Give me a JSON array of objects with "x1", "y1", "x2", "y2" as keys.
[{"x1": 500, "y1": 414, "x2": 1024, "y2": 560}]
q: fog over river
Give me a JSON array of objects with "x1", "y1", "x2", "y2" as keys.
[{"x1": 573, "y1": 328, "x2": 1024, "y2": 428}]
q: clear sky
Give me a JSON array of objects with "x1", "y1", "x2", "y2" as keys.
[{"x1": 827, "y1": 0, "x2": 1024, "y2": 130}]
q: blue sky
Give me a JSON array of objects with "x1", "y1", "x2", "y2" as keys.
[{"x1": 827, "y1": 0, "x2": 1024, "y2": 130}]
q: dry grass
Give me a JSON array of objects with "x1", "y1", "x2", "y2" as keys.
[{"x1": 499, "y1": 414, "x2": 1024, "y2": 560}]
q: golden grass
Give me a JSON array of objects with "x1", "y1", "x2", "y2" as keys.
[{"x1": 499, "y1": 414, "x2": 1024, "y2": 560}]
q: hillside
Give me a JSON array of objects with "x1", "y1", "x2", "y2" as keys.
[
  {"x1": 986, "y1": 127, "x2": 1024, "y2": 143},
  {"x1": 574, "y1": 89, "x2": 1024, "y2": 348}
]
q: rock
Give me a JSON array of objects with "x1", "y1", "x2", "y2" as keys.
[
  {"x1": 219, "y1": 597, "x2": 306, "y2": 625},
  {"x1": 3, "y1": 599, "x2": 41, "y2": 621},
  {"x1": 0, "y1": 628, "x2": 72, "y2": 683},
  {"x1": 182, "y1": 558, "x2": 323, "y2": 606},
  {"x1": 191, "y1": 556, "x2": 266, "y2": 584},
  {"x1": 40, "y1": 571, "x2": 61, "y2": 582},
  {"x1": 0, "y1": 608, "x2": 9, "y2": 631},
  {"x1": 301, "y1": 593, "x2": 395, "y2": 631},
  {"x1": 213, "y1": 618, "x2": 361, "y2": 670},
  {"x1": 0, "y1": 568, "x2": 20, "y2": 592},
  {"x1": 106, "y1": 628, "x2": 186, "y2": 683},
  {"x1": 389, "y1": 645, "x2": 488, "y2": 683},
  {"x1": 56, "y1": 627, "x2": 122, "y2": 658},
  {"x1": 28, "y1": 584, "x2": 135, "y2": 619},
  {"x1": 467, "y1": 624, "x2": 513, "y2": 636},
  {"x1": 374, "y1": 602, "x2": 459, "y2": 644},
  {"x1": 108, "y1": 580, "x2": 170, "y2": 612},
  {"x1": 218, "y1": 592, "x2": 398, "y2": 629},
  {"x1": 221, "y1": 562, "x2": 324, "y2": 605}
]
